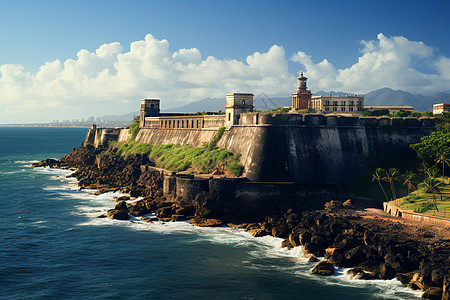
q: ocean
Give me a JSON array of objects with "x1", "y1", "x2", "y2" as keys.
[{"x1": 0, "y1": 127, "x2": 422, "y2": 299}]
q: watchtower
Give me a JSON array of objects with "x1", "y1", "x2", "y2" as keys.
[
  {"x1": 292, "y1": 71, "x2": 312, "y2": 110},
  {"x1": 140, "y1": 99, "x2": 161, "y2": 128},
  {"x1": 225, "y1": 93, "x2": 254, "y2": 129}
]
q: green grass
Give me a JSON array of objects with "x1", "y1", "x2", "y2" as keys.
[
  {"x1": 101, "y1": 139, "x2": 244, "y2": 177},
  {"x1": 391, "y1": 177, "x2": 450, "y2": 218}
]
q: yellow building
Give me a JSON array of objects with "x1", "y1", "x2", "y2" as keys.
[
  {"x1": 311, "y1": 95, "x2": 364, "y2": 113},
  {"x1": 433, "y1": 103, "x2": 450, "y2": 114}
]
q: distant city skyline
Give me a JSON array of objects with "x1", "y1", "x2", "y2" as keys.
[{"x1": 0, "y1": 0, "x2": 449, "y2": 123}]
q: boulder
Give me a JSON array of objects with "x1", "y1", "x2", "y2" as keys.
[
  {"x1": 106, "y1": 209, "x2": 129, "y2": 220},
  {"x1": 379, "y1": 263, "x2": 396, "y2": 280},
  {"x1": 189, "y1": 217, "x2": 224, "y2": 227},
  {"x1": 281, "y1": 239, "x2": 293, "y2": 249},
  {"x1": 344, "y1": 246, "x2": 366, "y2": 267},
  {"x1": 114, "y1": 201, "x2": 128, "y2": 210},
  {"x1": 443, "y1": 274, "x2": 450, "y2": 300},
  {"x1": 342, "y1": 199, "x2": 354, "y2": 209},
  {"x1": 289, "y1": 233, "x2": 301, "y2": 247},
  {"x1": 307, "y1": 255, "x2": 319, "y2": 263},
  {"x1": 347, "y1": 268, "x2": 373, "y2": 280},
  {"x1": 421, "y1": 287, "x2": 442, "y2": 299},
  {"x1": 311, "y1": 261, "x2": 335, "y2": 276}
]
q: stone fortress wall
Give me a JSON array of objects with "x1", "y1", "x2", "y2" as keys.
[{"x1": 85, "y1": 112, "x2": 435, "y2": 184}]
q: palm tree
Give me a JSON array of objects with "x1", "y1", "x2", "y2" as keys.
[
  {"x1": 434, "y1": 151, "x2": 450, "y2": 185},
  {"x1": 372, "y1": 168, "x2": 389, "y2": 201},
  {"x1": 419, "y1": 161, "x2": 439, "y2": 178},
  {"x1": 423, "y1": 177, "x2": 441, "y2": 212},
  {"x1": 402, "y1": 171, "x2": 417, "y2": 199},
  {"x1": 383, "y1": 168, "x2": 400, "y2": 200}
]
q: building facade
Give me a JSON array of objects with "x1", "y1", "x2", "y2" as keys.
[
  {"x1": 433, "y1": 103, "x2": 450, "y2": 115},
  {"x1": 292, "y1": 72, "x2": 312, "y2": 110},
  {"x1": 311, "y1": 95, "x2": 364, "y2": 113}
]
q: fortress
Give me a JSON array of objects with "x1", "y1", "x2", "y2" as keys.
[{"x1": 84, "y1": 73, "x2": 435, "y2": 212}]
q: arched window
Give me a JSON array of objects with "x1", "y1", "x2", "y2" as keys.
[{"x1": 242, "y1": 100, "x2": 245, "y2": 105}]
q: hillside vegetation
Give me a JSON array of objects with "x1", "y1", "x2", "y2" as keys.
[{"x1": 101, "y1": 126, "x2": 244, "y2": 177}]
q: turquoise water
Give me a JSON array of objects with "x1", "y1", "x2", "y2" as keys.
[{"x1": 0, "y1": 127, "x2": 421, "y2": 299}]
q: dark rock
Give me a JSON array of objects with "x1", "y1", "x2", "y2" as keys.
[
  {"x1": 289, "y1": 233, "x2": 301, "y2": 247},
  {"x1": 299, "y1": 231, "x2": 312, "y2": 246},
  {"x1": 271, "y1": 226, "x2": 288, "y2": 238},
  {"x1": 307, "y1": 255, "x2": 319, "y2": 263},
  {"x1": 342, "y1": 199, "x2": 354, "y2": 209},
  {"x1": 421, "y1": 287, "x2": 442, "y2": 299},
  {"x1": 442, "y1": 274, "x2": 450, "y2": 300},
  {"x1": 106, "y1": 209, "x2": 129, "y2": 220},
  {"x1": 347, "y1": 267, "x2": 373, "y2": 280},
  {"x1": 344, "y1": 246, "x2": 366, "y2": 267},
  {"x1": 172, "y1": 214, "x2": 186, "y2": 221},
  {"x1": 311, "y1": 261, "x2": 335, "y2": 276},
  {"x1": 189, "y1": 217, "x2": 224, "y2": 227},
  {"x1": 114, "y1": 201, "x2": 128, "y2": 210},
  {"x1": 281, "y1": 239, "x2": 293, "y2": 249},
  {"x1": 379, "y1": 263, "x2": 396, "y2": 280}
]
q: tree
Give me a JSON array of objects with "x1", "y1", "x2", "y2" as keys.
[
  {"x1": 423, "y1": 177, "x2": 441, "y2": 212},
  {"x1": 410, "y1": 129, "x2": 450, "y2": 164},
  {"x1": 434, "y1": 150, "x2": 450, "y2": 184},
  {"x1": 402, "y1": 171, "x2": 417, "y2": 199},
  {"x1": 372, "y1": 168, "x2": 389, "y2": 201},
  {"x1": 383, "y1": 168, "x2": 400, "y2": 200}
]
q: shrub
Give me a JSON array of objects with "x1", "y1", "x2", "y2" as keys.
[{"x1": 414, "y1": 202, "x2": 434, "y2": 213}]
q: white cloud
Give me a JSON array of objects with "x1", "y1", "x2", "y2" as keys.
[
  {"x1": 291, "y1": 33, "x2": 450, "y2": 94},
  {"x1": 1, "y1": 33, "x2": 449, "y2": 123},
  {"x1": 0, "y1": 34, "x2": 294, "y2": 123}
]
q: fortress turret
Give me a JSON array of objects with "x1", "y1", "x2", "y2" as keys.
[
  {"x1": 292, "y1": 71, "x2": 312, "y2": 110},
  {"x1": 140, "y1": 99, "x2": 160, "y2": 128},
  {"x1": 225, "y1": 93, "x2": 254, "y2": 129}
]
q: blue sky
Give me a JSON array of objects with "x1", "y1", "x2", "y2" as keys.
[{"x1": 0, "y1": 0, "x2": 449, "y2": 123}]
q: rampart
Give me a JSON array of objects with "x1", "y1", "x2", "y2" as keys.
[
  {"x1": 140, "y1": 165, "x2": 341, "y2": 219},
  {"x1": 84, "y1": 113, "x2": 435, "y2": 185}
]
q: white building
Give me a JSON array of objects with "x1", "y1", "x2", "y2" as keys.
[{"x1": 311, "y1": 95, "x2": 364, "y2": 113}]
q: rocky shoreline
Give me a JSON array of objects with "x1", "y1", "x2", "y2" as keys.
[{"x1": 32, "y1": 145, "x2": 450, "y2": 300}]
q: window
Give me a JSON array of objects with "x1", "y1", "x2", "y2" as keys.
[
  {"x1": 242, "y1": 100, "x2": 246, "y2": 105},
  {"x1": 341, "y1": 107, "x2": 345, "y2": 111},
  {"x1": 333, "y1": 101, "x2": 338, "y2": 106},
  {"x1": 341, "y1": 101, "x2": 346, "y2": 106},
  {"x1": 325, "y1": 107, "x2": 330, "y2": 111},
  {"x1": 357, "y1": 101, "x2": 363, "y2": 106},
  {"x1": 228, "y1": 113, "x2": 231, "y2": 121},
  {"x1": 349, "y1": 101, "x2": 354, "y2": 106},
  {"x1": 150, "y1": 104, "x2": 154, "y2": 108},
  {"x1": 357, "y1": 107, "x2": 362, "y2": 111},
  {"x1": 325, "y1": 101, "x2": 330, "y2": 106},
  {"x1": 333, "y1": 107, "x2": 337, "y2": 111},
  {"x1": 349, "y1": 107, "x2": 354, "y2": 112}
]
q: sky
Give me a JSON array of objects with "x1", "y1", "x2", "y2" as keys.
[{"x1": 0, "y1": 0, "x2": 449, "y2": 123}]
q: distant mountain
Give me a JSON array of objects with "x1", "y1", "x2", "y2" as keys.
[
  {"x1": 99, "y1": 88, "x2": 450, "y2": 121},
  {"x1": 163, "y1": 97, "x2": 225, "y2": 113},
  {"x1": 363, "y1": 88, "x2": 450, "y2": 112},
  {"x1": 98, "y1": 111, "x2": 139, "y2": 122}
]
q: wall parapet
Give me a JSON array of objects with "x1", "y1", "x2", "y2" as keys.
[
  {"x1": 237, "y1": 113, "x2": 435, "y2": 128},
  {"x1": 383, "y1": 202, "x2": 450, "y2": 227}
]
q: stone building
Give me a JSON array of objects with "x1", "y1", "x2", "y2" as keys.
[
  {"x1": 433, "y1": 103, "x2": 450, "y2": 115},
  {"x1": 139, "y1": 93, "x2": 254, "y2": 130},
  {"x1": 311, "y1": 95, "x2": 364, "y2": 113},
  {"x1": 292, "y1": 71, "x2": 312, "y2": 110},
  {"x1": 225, "y1": 93, "x2": 254, "y2": 128}
]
